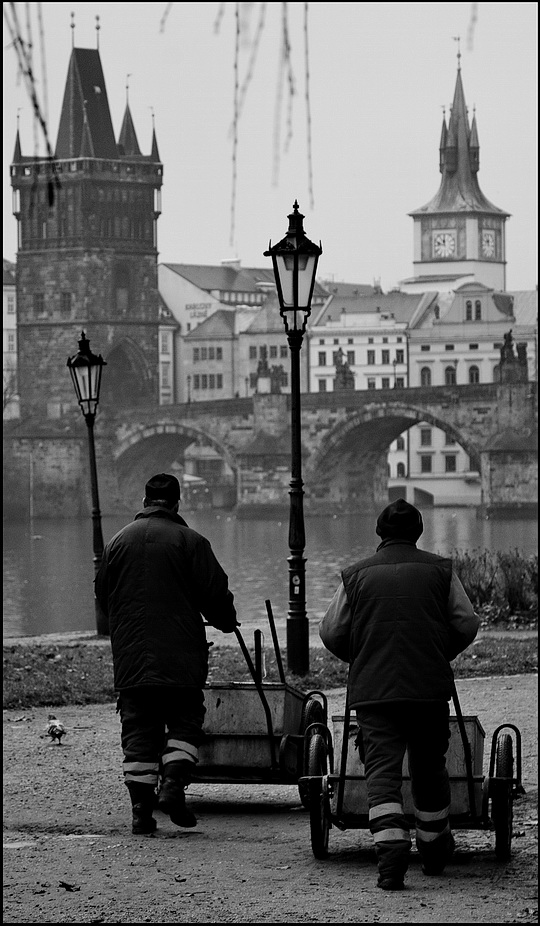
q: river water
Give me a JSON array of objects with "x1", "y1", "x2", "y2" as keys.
[{"x1": 3, "y1": 508, "x2": 537, "y2": 641}]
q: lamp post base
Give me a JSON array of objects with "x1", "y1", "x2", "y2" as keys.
[{"x1": 286, "y1": 616, "x2": 310, "y2": 676}]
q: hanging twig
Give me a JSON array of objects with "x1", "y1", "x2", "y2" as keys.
[
  {"x1": 159, "y1": 1, "x2": 174, "y2": 33},
  {"x1": 303, "y1": 1, "x2": 314, "y2": 208},
  {"x1": 229, "y1": 2, "x2": 241, "y2": 248},
  {"x1": 228, "y1": 1, "x2": 266, "y2": 136}
]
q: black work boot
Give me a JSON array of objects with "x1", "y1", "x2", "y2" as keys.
[
  {"x1": 158, "y1": 778, "x2": 197, "y2": 827},
  {"x1": 127, "y1": 782, "x2": 157, "y2": 835}
]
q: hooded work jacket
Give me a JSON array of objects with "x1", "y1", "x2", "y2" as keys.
[
  {"x1": 94, "y1": 507, "x2": 237, "y2": 690},
  {"x1": 320, "y1": 540, "x2": 478, "y2": 707}
]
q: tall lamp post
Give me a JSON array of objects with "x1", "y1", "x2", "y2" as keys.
[
  {"x1": 264, "y1": 201, "x2": 322, "y2": 675},
  {"x1": 67, "y1": 331, "x2": 108, "y2": 636}
]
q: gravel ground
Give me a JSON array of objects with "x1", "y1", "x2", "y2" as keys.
[{"x1": 3, "y1": 672, "x2": 538, "y2": 924}]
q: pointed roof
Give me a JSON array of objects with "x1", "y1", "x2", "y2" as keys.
[
  {"x1": 411, "y1": 66, "x2": 508, "y2": 217},
  {"x1": 118, "y1": 104, "x2": 142, "y2": 156},
  {"x1": 12, "y1": 131, "x2": 22, "y2": 163},
  {"x1": 185, "y1": 309, "x2": 236, "y2": 339},
  {"x1": 55, "y1": 47, "x2": 118, "y2": 159},
  {"x1": 151, "y1": 128, "x2": 160, "y2": 161}
]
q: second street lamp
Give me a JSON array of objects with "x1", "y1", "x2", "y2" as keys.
[
  {"x1": 67, "y1": 331, "x2": 108, "y2": 636},
  {"x1": 264, "y1": 201, "x2": 322, "y2": 675}
]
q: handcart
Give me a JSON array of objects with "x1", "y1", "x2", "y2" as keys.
[
  {"x1": 193, "y1": 600, "x2": 327, "y2": 806},
  {"x1": 298, "y1": 686, "x2": 525, "y2": 861}
]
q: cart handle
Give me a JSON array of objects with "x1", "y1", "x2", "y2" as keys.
[
  {"x1": 234, "y1": 626, "x2": 279, "y2": 771},
  {"x1": 265, "y1": 599, "x2": 286, "y2": 684},
  {"x1": 451, "y1": 681, "x2": 477, "y2": 818}
]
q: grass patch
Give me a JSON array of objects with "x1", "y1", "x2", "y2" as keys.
[{"x1": 3, "y1": 632, "x2": 537, "y2": 710}]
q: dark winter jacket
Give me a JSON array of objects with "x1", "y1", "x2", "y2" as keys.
[
  {"x1": 94, "y1": 506, "x2": 237, "y2": 690},
  {"x1": 320, "y1": 539, "x2": 479, "y2": 707}
]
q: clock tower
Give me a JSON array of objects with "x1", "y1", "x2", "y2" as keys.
[{"x1": 400, "y1": 52, "x2": 509, "y2": 293}]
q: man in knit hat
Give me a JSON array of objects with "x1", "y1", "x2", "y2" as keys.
[
  {"x1": 320, "y1": 498, "x2": 479, "y2": 891},
  {"x1": 95, "y1": 473, "x2": 238, "y2": 835}
]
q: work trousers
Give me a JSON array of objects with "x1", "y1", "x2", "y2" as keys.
[
  {"x1": 355, "y1": 701, "x2": 452, "y2": 879},
  {"x1": 117, "y1": 686, "x2": 206, "y2": 801}
]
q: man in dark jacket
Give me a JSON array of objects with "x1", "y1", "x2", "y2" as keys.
[
  {"x1": 319, "y1": 498, "x2": 479, "y2": 891},
  {"x1": 95, "y1": 473, "x2": 238, "y2": 835}
]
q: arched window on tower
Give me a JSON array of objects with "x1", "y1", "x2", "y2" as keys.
[
  {"x1": 397, "y1": 462, "x2": 406, "y2": 478},
  {"x1": 115, "y1": 265, "x2": 130, "y2": 315},
  {"x1": 445, "y1": 365, "x2": 457, "y2": 385},
  {"x1": 469, "y1": 365, "x2": 480, "y2": 384},
  {"x1": 475, "y1": 300, "x2": 482, "y2": 320},
  {"x1": 465, "y1": 300, "x2": 473, "y2": 321},
  {"x1": 420, "y1": 367, "x2": 431, "y2": 386}
]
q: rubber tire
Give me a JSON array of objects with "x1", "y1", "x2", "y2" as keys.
[
  {"x1": 298, "y1": 699, "x2": 325, "y2": 809},
  {"x1": 493, "y1": 733, "x2": 514, "y2": 861},
  {"x1": 308, "y1": 733, "x2": 330, "y2": 859}
]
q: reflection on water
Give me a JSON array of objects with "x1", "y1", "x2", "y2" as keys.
[{"x1": 3, "y1": 509, "x2": 537, "y2": 639}]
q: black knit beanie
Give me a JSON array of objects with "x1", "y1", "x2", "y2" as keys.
[
  {"x1": 376, "y1": 498, "x2": 423, "y2": 542},
  {"x1": 144, "y1": 473, "x2": 181, "y2": 504}
]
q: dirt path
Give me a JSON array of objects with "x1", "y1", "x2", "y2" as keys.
[{"x1": 3, "y1": 675, "x2": 538, "y2": 924}]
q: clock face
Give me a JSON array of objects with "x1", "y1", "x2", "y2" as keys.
[
  {"x1": 482, "y1": 230, "x2": 496, "y2": 258},
  {"x1": 433, "y1": 232, "x2": 456, "y2": 258}
]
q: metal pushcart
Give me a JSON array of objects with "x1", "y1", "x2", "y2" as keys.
[
  {"x1": 298, "y1": 686, "x2": 524, "y2": 861},
  {"x1": 192, "y1": 600, "x2": 328, "y2": 805}
]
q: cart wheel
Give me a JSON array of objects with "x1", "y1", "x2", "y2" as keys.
[
  {"x1": 308, "y1": 733, "x2": 330, "y2": 859},
  {"x1": 493, "y1": 733, "x2": 514, "y2": 861},
  {"x1": 298, "y1": 699, "x2": 326, "y2": 809}
]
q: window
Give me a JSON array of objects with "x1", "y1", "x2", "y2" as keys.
[
  {"x1": 445, "y1": 433, "x2": 456, "y2": 445},
  {"x1": 466, "y1": 300, "x2": 473, "y2": 321},
  {"x1": 193, "y1": 375, "x2": 200, "y2": 390},
  {"x1": 347, "y1": 351, "x2": 355, "y2": 365},
  {"x1": 216, "y1": 348, "x2": 222, "y2": 361},
  {"x1": 7, "y1": 296, "x2": 15, "y2": 314},
  {"x1": 160, "y1": 333, "x2": 170, "y2": 354},
  {"x1": 280, "y1": 345, "x2": 288, "y2": 359},
  {"x1": 201, "y1": 374, "x2": 208, "y2": 389},
  {"x1": 382, "y1": 377, "x2": 390, "y2": 389},
  {"x1": 318, "y1": 352, "x2": 327, "y2": 366},
  {"x1": 445, "y1": 344, "x2": 455, "y2": 351},
  {"x1": 318, "y1": 379, "x2": 327, "y2": 392},
  {"x1": 347, "y1": 339, "x2": 353, "y2": 345},
  {"x1": 445, "y1": 365, "x2": 457, "y2": 385},
  {"x1": 209, "y1": 374, "x2": 215, "y2": 389},
  {"x1": 397, "y1": 337, "x2": 403, "y2": 343},
  {"x1": 397, "y1": 462, "x2": 406, "y2": 478},
  {"x1": 201, "y1": 348, "x2": 208, "y2": 361},
  {"x1": 249, "y1": 346, "x2": 257, "y2": 359},
  {"x1": 396, "y1": 436, "x2": 405, "y2": 451},
  {"x1": 395, "y1": 349, "x2": 404, "y2": 364},
  {"x1": 469, "y1": 365, "x2": 480, "y2": 384},
  {"x1": 396, "y1": 377, "x2": 405, "y2": 388},
  {"x1": 259, "y1": 346, "x2": 267, "y2": 358},
  {"x1": 217, "y1": 374, "x2": 223, "y2": 389},
  {"x1": 367, "y1": 350, "x2": 375, "y2": 365},
  {"x1": 7, "y1": 332, "x2": 16, "y2": 352},
  {"x1": 475, "y1": 300, "x2": 482, "y2": 320},
  {"x1": 469, "y1": 343, "x2": 479, "y2": 350},
  {"x1": 60, "y1": 292, "x2": 72, "y2": 317},
  {"x1": 208, "y1": 347, "x2": 215, "y2": 360},
  {"x1": 368, "y1": 337, "x2": 374, "y2": 344},
  {"x1": 161, "y1": 362, "x2": 171, "y2": 388},
  {"x1": 193, "y1": 348, "x2": 200, "y2": 362},
  {"x1": 421, "y1": 345, "x2": 430, "y2": 352},
  {"x1": 420, "y1": 455, "x2": 432, "y2": 473},
  {"x1": 382, "y1": 337, "x2": 388, "y2": 344},
  {"x1": 420, "y1": 428, "x2": 432, "y2": 447},
  {"x1": 420, "y1": 367, "x2": 431, "y2": 386},
  {"x1": 333, "y1": 339, "x2": 339, "y2": 345},
  {"x1": 445, "y1": 455, "x2": 457, "y2": 473},
  {"x1": 367, "y1": 378, "x2": 376, "y2": 390},
  {"x1": 319, "y1": 339, "x2": 325, "y2": 345},
  {"x1": 33, "y1": 293, "x2": 45, "y2": 316},
  {"x1": 382, "y1": 350, "x2": 390, "y2": 365},
  {"x1": 269, "y1": 345, "x2": 277, "y2": 359}
]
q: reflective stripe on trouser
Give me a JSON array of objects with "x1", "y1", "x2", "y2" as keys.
[
  {"x1": 162, "y1": 739, "x2": 199, "y2": 767},
  {"x1": 123, "y1": 760, "x2": 160, "y2": 787},
  {"x1": 414, "y1": 803, "x2": 452, "y2": 866},
  {"x1": 369, "y1": 801, "x2": 411, "y2": 879}
]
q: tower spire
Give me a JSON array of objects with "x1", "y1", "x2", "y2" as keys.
[
  {"x1": 71, "y1": 11, "x2": 75, "y2": 48},
  {"x1": 96, "y1": 15, "x2": 100, "y2": 49}
]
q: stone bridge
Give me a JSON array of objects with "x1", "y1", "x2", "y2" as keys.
[
  {"x1": 3, "y1": 382, "x2": 537, "y2": 518},
  {"x1": 104, "y1": 381, "x2": 537, "y2": 516}
]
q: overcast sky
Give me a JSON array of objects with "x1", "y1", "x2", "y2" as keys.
[{"x1": 3, "y1": 2, "x2": 538, "y2": 292}]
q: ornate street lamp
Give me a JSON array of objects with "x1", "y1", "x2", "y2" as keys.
[
  {"x1": 264, "y1": 201, "x2": 322, "y2": 675},
  {"x1": 67, "y1": 331, "x2": 108, "y2": 636}
]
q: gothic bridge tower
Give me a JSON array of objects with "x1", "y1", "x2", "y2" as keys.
[
  {"x1": 403, "y1": 48, "x2": 509, "y2": 293},
  {"x1": 10, "y1": 40, "x2": 163, "y2": 420}
]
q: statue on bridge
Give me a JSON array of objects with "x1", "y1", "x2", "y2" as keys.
[
  {"x1": 333, "y1": 347, "x2": 355, "y2": 391},
  {"x1": 499, "y1": 329, "x2": 529, "y2": 384}
]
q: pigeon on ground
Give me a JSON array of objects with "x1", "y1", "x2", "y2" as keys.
[{"x1": 46, "y1": 713, "x2": 66, "y2": 744}]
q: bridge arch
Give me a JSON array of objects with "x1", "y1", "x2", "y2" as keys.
[
  {"x1": 111, "y1": 421, "x2": 238, "y2": 512},
  {"x1": 306, "y1": 402, "x2": 482, "y2": 509}
]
